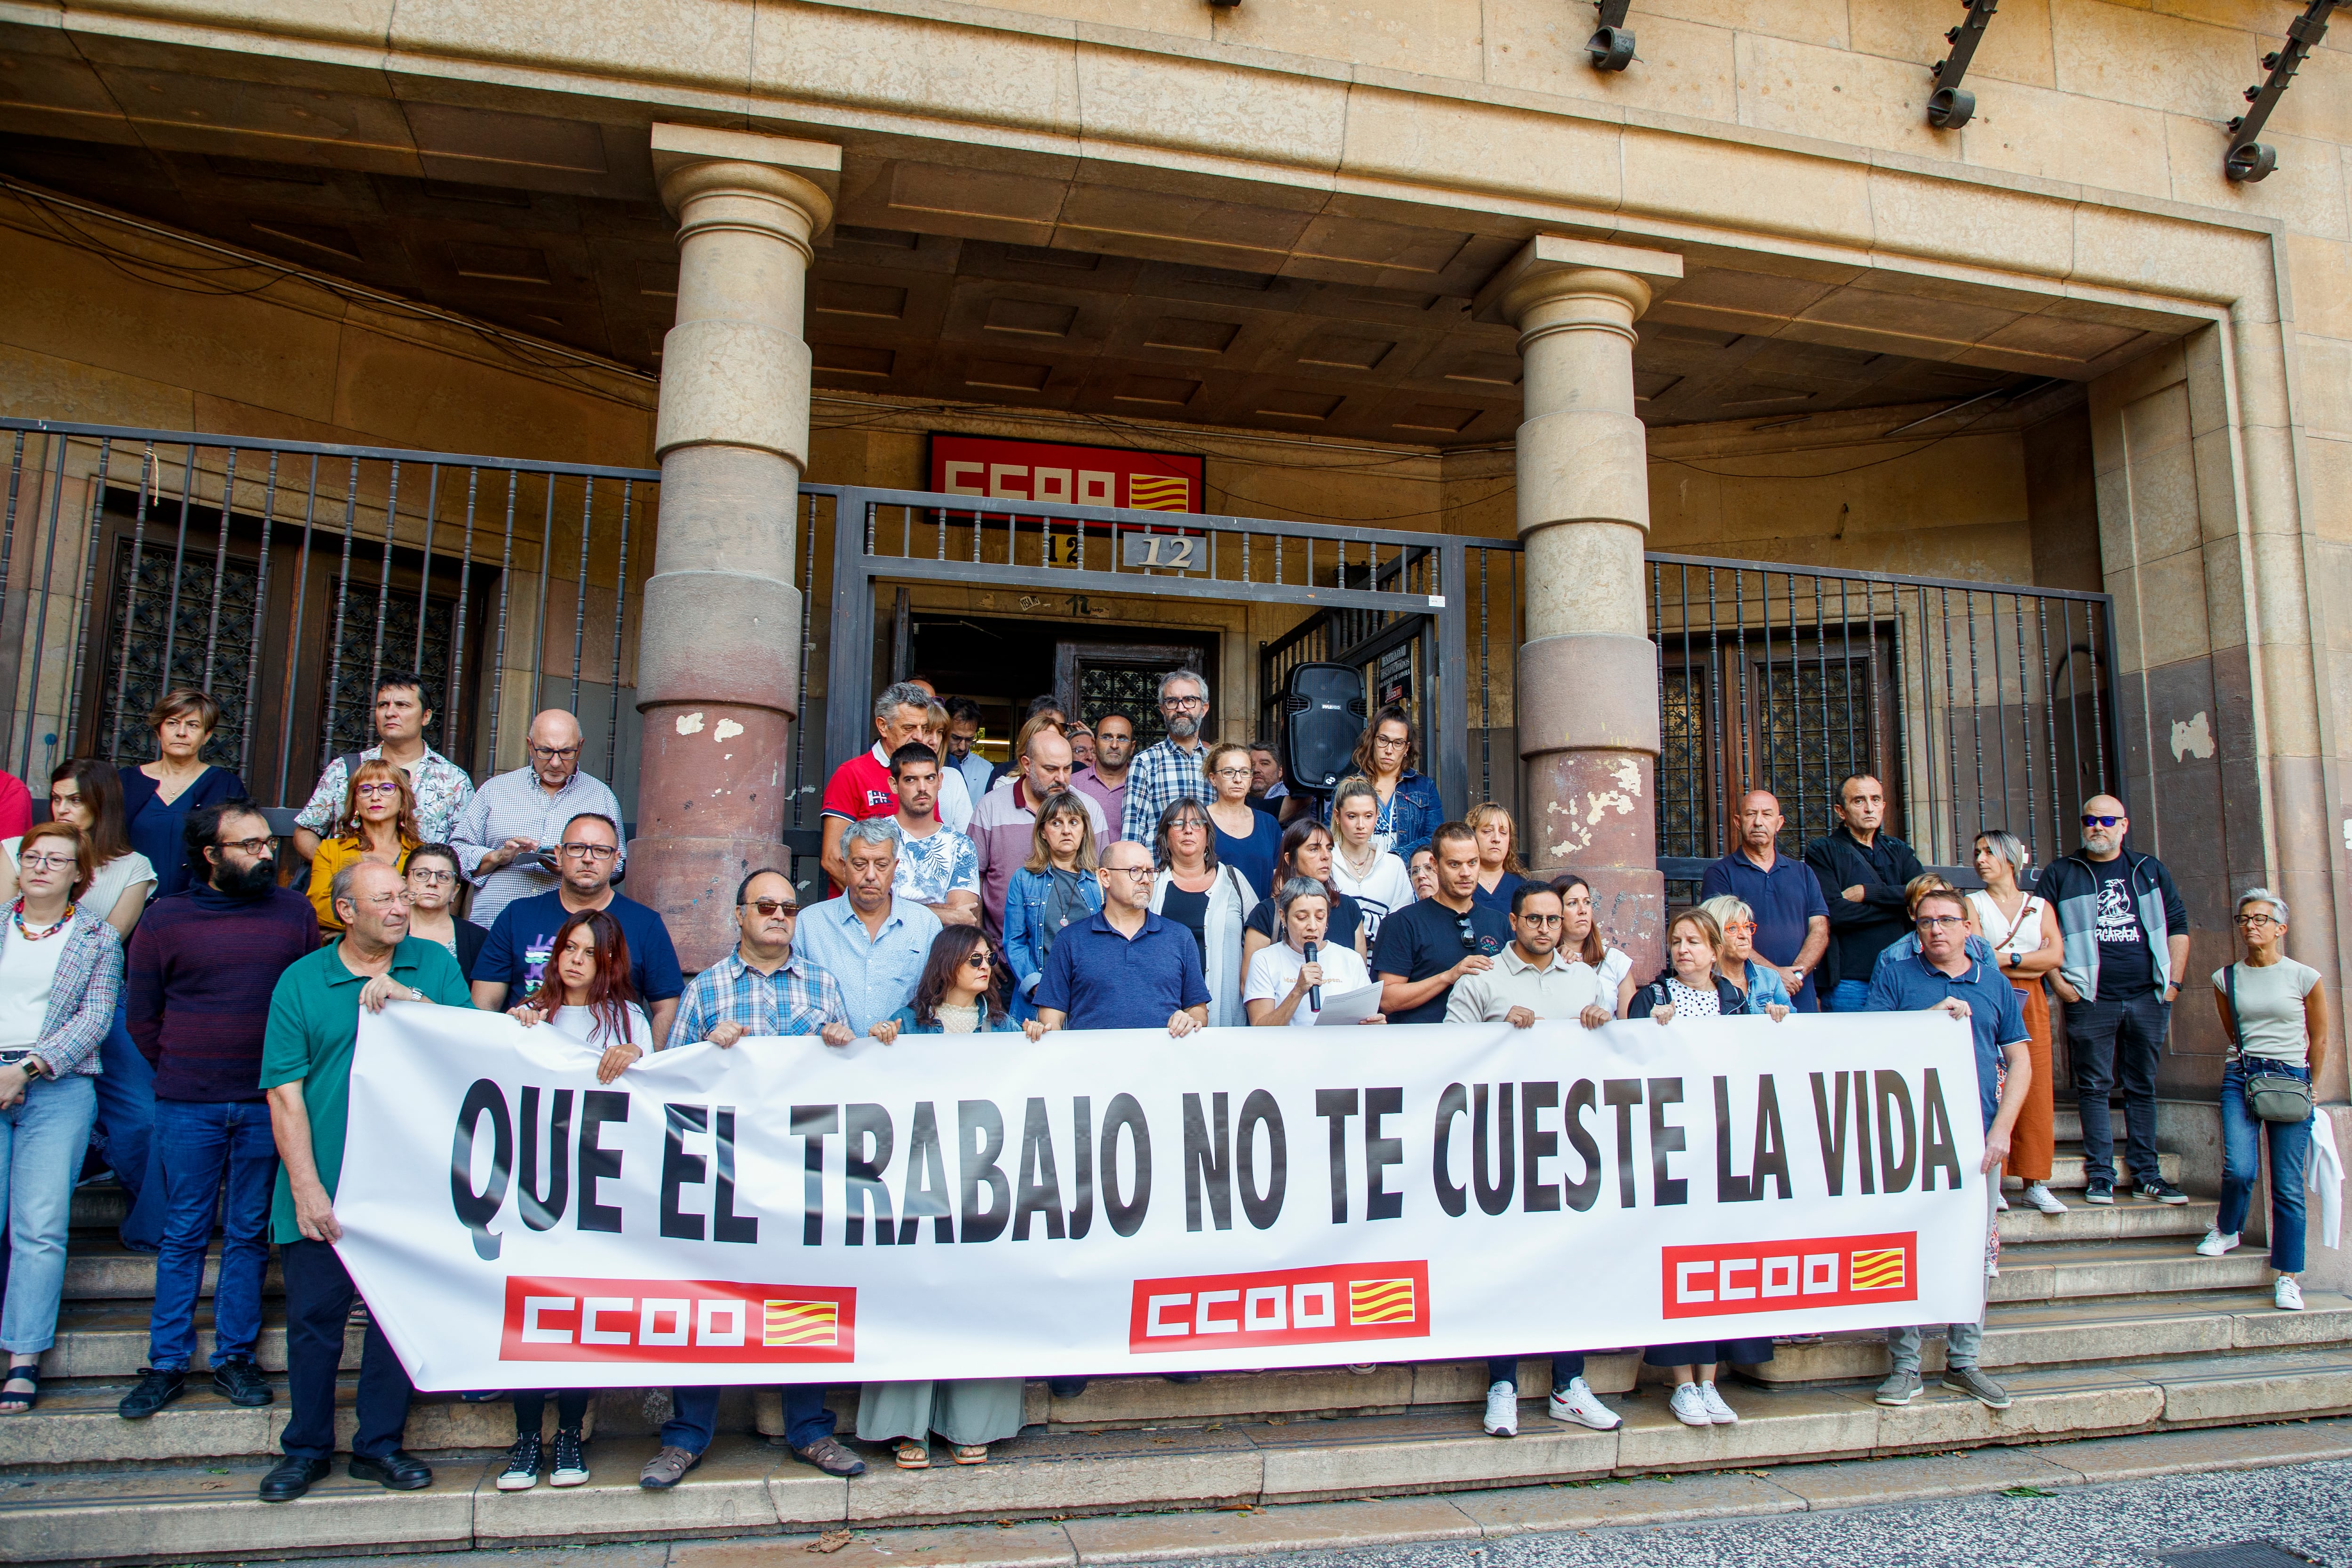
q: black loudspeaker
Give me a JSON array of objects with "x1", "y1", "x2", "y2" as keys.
[{"x1": 1282, "y1": 662, "x2": 1369, "y2": 793}]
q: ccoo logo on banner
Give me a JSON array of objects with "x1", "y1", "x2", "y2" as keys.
[{"x1": 334, "y1": 1011, "x2": 1992, "y2": 1389}]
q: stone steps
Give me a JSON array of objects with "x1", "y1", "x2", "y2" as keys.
[
  {"x1": 1994, "y1": 1196, "x2": 2215, "y2": 1242},
  {"x1": 63, "y1": 1243, "x2": 284, "y2": 1304},
  {"x1": 14, "y1": 1348, "x2": 2352, "y2": 1565},
  {"x1": 1989, "y1": 1235, "x2": 2277, "y2": 1303}
]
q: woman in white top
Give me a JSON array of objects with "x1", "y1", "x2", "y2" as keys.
[
  {"x1": 1968, "y1": 830, "x2": 2065, "y2": 1216},
  {"x1": 1552, "y1": 874, "x2": 1638, "y2": 1020},
  {"x1": 1147, "y1": 798, "x2": 1257, "y2": 1030},
  {"x1": 2, "y1": 761, "x2": 160, "y2": 1252},
  {"x1": 1245, "y1": 878, "x2": 1384, "y2": 1027},
  {"x1": 1325, "y1": 777, "x2": 1415, "y2": 946},
  {"x1": 501, "y1": 907, "x2": 648, "y2": 1491},
  {"x1": 2204, "y1": 888, "x2": 2329, "y2": 1312}
]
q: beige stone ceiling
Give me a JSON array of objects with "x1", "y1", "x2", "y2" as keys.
[{"x1": 0, "y1": 24, "x2": 2193, "y2": 445}]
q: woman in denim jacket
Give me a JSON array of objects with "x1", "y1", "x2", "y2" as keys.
[
  {"x1": 1319, "y1": 707, "x2": 1445, "y2": 862},
  {"x1": 1001, "y1": 791, "x2": 1102, "y2": 1022}
]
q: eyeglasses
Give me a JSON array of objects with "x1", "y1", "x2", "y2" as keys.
[
  {"x1": 560, "y1": 842, "x2": 618, "y2": 861},
  {"x1": 216, "y1": 837, "x2": 274, "y2": 857},
  {"x1": 1101, "y1": 865, "x2": 1155, "y2": 881},
  {"x1": 1517, "y1": 913, "x2": 1564, "y2": 927},
  {"x1": 1212, "y1": 767, "x2": 1253, "y2": 780},
  {"x1": 1915, "y1": 915, "x2": 1967, "y2": 930},
  {"x1": 2081, "y1": 814, "x2": 2122, "y2": 828},
  {"x1": 1722, "y1": 920, "x2": 1757, "y2": 935},
  {"x1": 350, "y1": 891, "x2": 413, "y2": 908},
  {"x1": 1160, "y1": 695, "x2": 1206, "y2": 710},
  {"x1": 527, "y1": 744, "x2": 582, "y2": 762},
  {"x1": 354, "y1": 781, "x2": 401, "y2": 797},
  {"x1": 2236, "y1": 912, "x2": 2279, "y2": 927},
  {"x1": 408, "y1": 868, "x2": 455, "y2": 886},
  {"x1": 1372, "y1": 734, "x2": 1409, "y2": 750},
  {"x1": 744, "y1": 898, "x2": 798, "y2": 918},
  {"x1": 1169, "y1": 819, "x2": 1208, "y2": 833},
  {"x1": 963, "y1": 951, "x2": 993, "y2": 969},
  {"x1": 16, "y1": 852, "x2": 75, "y2": 873}
]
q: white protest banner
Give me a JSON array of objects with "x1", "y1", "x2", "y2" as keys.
[{"x1": 334, "y1": 1006, "x2": 1992, "y2": 1390}]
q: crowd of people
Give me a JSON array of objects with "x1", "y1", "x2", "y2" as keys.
[{"x1": 0, "y1": 666, "x2": 2325, "y2": 1496}]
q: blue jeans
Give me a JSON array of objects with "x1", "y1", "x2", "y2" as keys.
[
  {"x1": 1486, "y1": 1353, "x2": 1586, "y2": 1392},
  {"x1": 2067, "y1": 989, "x2": 2169, "y2": 1188},
  {"x1": 2218, "y1": 1058, "x2": 2311, "y2": 1274},
  {"x1": 0, "y1": 1073, "x2": 97, "y2": 1354},
  {"x1": 94, "y1": 999, "x2": 167, "y2": 1251},
  {"x1": 666, "y1": 1385, "x2": 834, "y2": 1456},
  {"x1": 1825, "y1": 979, "x2": 1871, "y2": 1013},
  {"x1": 146, "y1": 1099, "x2": 278, "y2": 1372}
]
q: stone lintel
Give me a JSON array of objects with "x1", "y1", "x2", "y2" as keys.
[
  {"x1": 1473, "y1": 234, "x2": 1685, "y2": 326},
  {"x1": 650, "y1": 122, "x2": 843, "y2": 200}
]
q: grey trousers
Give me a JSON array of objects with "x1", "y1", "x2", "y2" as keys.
[
  {"x1": 1887, "y1": 1320, "x2": 1984, "y2": 1374},
  {"x1": 855, "y1": 1378, "x2": 1026, "y2": 1447}
]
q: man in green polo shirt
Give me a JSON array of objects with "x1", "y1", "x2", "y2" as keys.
[{"x1": 257, "y1": 859, "x2": 471, "y2": 1504}]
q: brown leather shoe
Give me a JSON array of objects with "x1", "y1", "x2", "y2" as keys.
[
  {"x1": 638, "y1": 1445, "x2": 703, "y2": 1489},
  {"x1": 791, "y1": 1434, "x2": 868, "y2": 1477}
]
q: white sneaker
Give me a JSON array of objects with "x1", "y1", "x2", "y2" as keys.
[
  {"x1": 1669, "y1": 1381, "x2": 1712, "y2": 1427},
  {"x1": 1697, "y1": 1379, "x2": 1738, "y2": 1424},
  {"x1": 1994, "y1": 1188, "x2": 2010, "y2": 1210},
  {"x1": 1546, "y1": 1377, "x2": 1622, "y2": 1431},
  {"x1": 1482, "y1": 1381, "x2": 1518, "y2": 1437},
  {"x1": 2276, "y1": 1275, "x2": 2304, "y2": 1312},
  {"x1": 2197, "y1": 1227, "x2": 2241, "y2": 1257},
  {"x1": 2023, "y1": 1183, "x2": 2067, "y2": 1214}
]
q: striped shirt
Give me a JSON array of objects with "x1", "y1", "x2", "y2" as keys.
[
  {"x1": 448, "y1": 764, "x2": 626, "y2": 929},
  {"x1": 671, "y1": 947, "x2": 850, "y2": 1046}
]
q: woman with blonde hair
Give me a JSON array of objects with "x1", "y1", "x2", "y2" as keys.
[
  {"x1": 1465, "y1": 802, "x2": 1524, "y2": 913},
  {"x1": 1696, "y1": 894, "x2": 1793, "y2": 1018},
  {"x1": 1970, "y1": 829, "x2": 2064, "y2": 1215},
  {"x1": 1002, "y1": 791, "x2": 1102, "y2": 1023},
  {"x1": 304, "y1": 758, "x2": 420, "y2": 936},
  {"x1": 1324, "y1": 776, "x2": 1415, "y2": 945},
  {"x1": 1203, "y1": 740, "x2": 1281, "y2": 899}
]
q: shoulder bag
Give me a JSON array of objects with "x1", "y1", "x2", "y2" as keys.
[{"x1": 2223, "y1": 963, "x2": 2314, "y2": 1124}]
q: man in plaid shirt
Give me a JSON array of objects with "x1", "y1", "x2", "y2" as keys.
[
  {"x1": 1120, "y1": 668, "x2": 1219, "y2": 846},
  {"x1": 668, "y1": 869, "x2": 853, "y2": 1050}
]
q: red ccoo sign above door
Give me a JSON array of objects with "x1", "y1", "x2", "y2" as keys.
[{"x1": 929, "y1": 435, "x2": 1203, "y2": 514}]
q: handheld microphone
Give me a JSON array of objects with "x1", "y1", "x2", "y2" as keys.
[{"x1": 1303, "y1": 940, "x2": 1321, "y2": 1011}]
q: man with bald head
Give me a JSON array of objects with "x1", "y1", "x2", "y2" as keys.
[
  {"x1": 966, "y1": 722, "x2": 1108, "y2": 943},
  {"x1": 2038, "y1": 793, "x2": 2190, "y2": 1206},
  {"x1": 1700, "y1": 789, "x2": 1830, "y2": 1009},
  {"x1": 451, "y1": 708, "x2": 624, "y2": 929}
]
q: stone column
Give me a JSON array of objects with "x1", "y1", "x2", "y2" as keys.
[
  {"x1": 632, "y1": 124, "x2": 838, "y2": 967},
  {"x1": 1475, "y1": 236, "x2": 1683, "y2": 971}
]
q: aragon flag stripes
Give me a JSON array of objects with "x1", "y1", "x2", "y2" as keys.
[
  {"x1": 1348, "y1": 1278, "x2": 1417, "y2": 1326},
  {"x1": 765, "y1": 1299, "x2": 841, "y2": 1348},
  {"x1": 1126, "y1": 474, "x2": 1191, "y2": 510},
  {"x1": 1849, "y1": 1249, "x2": 1908, "y2": 1291}
]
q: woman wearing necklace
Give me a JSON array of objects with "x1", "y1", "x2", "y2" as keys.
[
  {"x1": 305, "y1": 760, "x2": 421, "y2": 937},
  {"x1": 117, "y1": 689, "x2": 246, "y2": 900},
  {"x1": 1968, "y1": 830, "x2": 2065, "y2": 1216},
  {"x1": 1203, "y1": 742, "x2": 1282, "y2": 900},
  {"x1": 1240, "y1": 819, "x2": 1368, "y2": 975},
  {"x1": 0, "y1": 822, "x2": 123, "y2": 1413},
  {"x1": 1147, "y1": 798, "x2": 1257, "y2": 1030},
  {"x1": 1324, "y1": 707, "x2": 1443, "y2": 862},
  {"x1": 1323, "y1": 777, "x2": 1415, "y2": 946},
  {"x1": 1466, "y1": 802, "x2": 1525, "y2": 914},
  {"x1": 862, "y1": 925, "x2": 1038, "y2": 1468}
]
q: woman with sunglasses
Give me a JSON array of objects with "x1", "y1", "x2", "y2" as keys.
[
  {"x1": 1970, "y1": 830, "x2": 2065, "y2": 1216},
  {"x1": 2203, "y1": 889, "x2": 2328, "y2": 1313},
  {"x1": 1696, "y1": 895, "x2": 1793, "y2": 1019},
  {"x1": 1465, "y1": 803, "x2": 1525, "y2": 914},
  {"x1": 497, "y1": 908, "x2": 648, "y2": 1490},
  {"x1": 0, "y1": 821, "x2": 121, "y2": 1413},
  {"x1": 402, "y1": 844, "x2": 489, "y2": 976},
  {"x1": 1148, "y1": 798, "x2": 1258, "y2": 1029},
  {"x1": 1240, "y1": 819, "x2": 1368, "y2": 976},
  {"x1": 1203, "y1": 741, "x2": 1282, "y2": 900},
  {"x1": 1324, "y1": 706, "x2": 1443, "y2": 862},
  {"x1": 305, "y1": 759, "x2": 420, "y2": 937},
  {"x1": 861, "y1": 925, "x2": 1038, "y2": 1468}
]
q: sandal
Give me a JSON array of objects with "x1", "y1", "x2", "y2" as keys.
[
  {"x1": 893, "y1": 1439, "x2": 930, "y2": 1470},
  {"x1": 0, "y1": 1363, "x2": 39, "y2": 1415},
  {"x1": 951, "y1": 1444, "x2": 988, "y2": 1465}
]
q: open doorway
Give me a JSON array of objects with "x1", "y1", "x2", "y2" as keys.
[{"x1": 906, "y1": 611, "x2": 1217, "y2": 769}]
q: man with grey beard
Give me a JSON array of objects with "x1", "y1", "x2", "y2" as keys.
[{"x1": 1120, "y1": 668, "x2": 1218, "y2": 845}]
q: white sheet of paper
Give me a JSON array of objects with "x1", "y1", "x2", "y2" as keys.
[{"x1": 1310, "y1": 980, "x2": 1384, "y2": 1026}]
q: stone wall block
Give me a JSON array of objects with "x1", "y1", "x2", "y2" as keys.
[
  {"x1": 653, "y1": 321, "x2": 812, "y2": 466},
  {"x1": 1523, "y1": 523, "x2": 1648, "y2": 642},
  {"x1": 636, "y1": 570, "x2": 803, "y2": 715},
  {"x1": 1518, "y1": 632, "x2": 1662, "y2": 757},
  {"x1": 1515, "y1": 408, "x2": 1651, "y2": 540}
]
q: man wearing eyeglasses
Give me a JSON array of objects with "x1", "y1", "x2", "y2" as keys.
[
  {"x1": 117, "y1": 799, "x2": 319, "y2": 1424},
  {"x1": 468, "y1": 812, "x2": 683, "y2": 1050},
  {"x1": 1119, "y1": 669, "x2": 1219, "y2": 847},
  {"x1": 1034, "y1": 841, "x2": 1209, "y2": 1036},
  {"x1": 1374, "y1": 822, "x2": 1509, "y2": 1025},
  {"x1": 450, "y1": 709, "x2": 625, "y2": 929},
  {"x1": 1863, "y1": 886, "x2": 2033, "y2": 1412},
  {"x1": 2034, "y1": 795, "x2": 2190, "y2": 1207}
]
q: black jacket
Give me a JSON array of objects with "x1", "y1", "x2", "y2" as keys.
[{"x1": 1801, "y1": 826, "x2": 1924, "y2": 992}]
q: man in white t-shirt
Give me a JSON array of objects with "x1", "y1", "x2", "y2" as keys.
[
  {"x1": 885, "y1": 744, "x2": 979, "y2": 928},
  {"x1": 1243, "y1": 878, "x2": 1378, "y2": 1027},
  {"x1": 1445, "y1": 884, "x2": 1622, "y2": 1028}
]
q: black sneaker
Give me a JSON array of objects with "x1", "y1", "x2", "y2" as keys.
[
  {"x1": 496, "y1": 1431, "x2": 543, "y2": 1491},
  {"x1": 212, "y1": 1358, "x2": 272, "y2": 1407},
  {"x1": 2083, "y1": 1180, "x2": 2115, "y2": 1206},
  {"x1": 549, "y1": 1425, "x2": 588, "y2": 1487},
  {"x1": 2135, "y1": 1179, "x2": 2188, "y2": 1205},
  {"x1": 117, "y1": 1367, "x2": 186, "y2": 1420}
]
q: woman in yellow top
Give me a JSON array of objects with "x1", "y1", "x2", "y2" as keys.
[{"x1": 305, "y1": 758, "x2": 421, "y2": 936}]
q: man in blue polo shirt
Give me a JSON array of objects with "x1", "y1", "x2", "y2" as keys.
[
  {"x1": 1035, "y1": 839, "x2": 1209, "y2": 1035},
  {"x1": 1699, "y1": 790, "x2": 1828, "y2": 1010},
  {"x1": 1864, "y1": 884, "x2": 2033, "y2": 1415}
]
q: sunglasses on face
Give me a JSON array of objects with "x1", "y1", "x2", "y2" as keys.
[
  {"x1": 2081, "y1": 814, "x2": 2122, "y2": 828},
  {"x1": 744, "y1": 898, "x2": 798, "y2": 918},
  {"x1": 963, "y1": 951, "x2": 993, "y2": 970}
]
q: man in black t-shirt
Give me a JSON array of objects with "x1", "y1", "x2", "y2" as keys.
[{"x1": 1372, "y1": 821, "x2": 1509, "y2": 1024}]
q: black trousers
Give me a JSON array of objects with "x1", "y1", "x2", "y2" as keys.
[
  {"x1": 2067, "y1": 988, "x2": 2169, "y2": 1187},
  {"x1": 278, "y1": 1238, "x2": 412, "y2": 1461}
]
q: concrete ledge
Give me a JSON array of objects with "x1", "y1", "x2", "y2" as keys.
[{"x1": 471, "y1": 1437, "x2": 788, "y2": 1546}]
